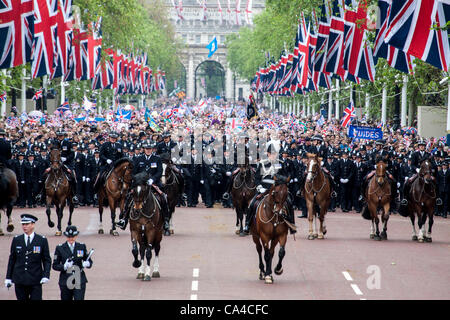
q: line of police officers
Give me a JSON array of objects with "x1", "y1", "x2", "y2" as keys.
[{"x1": 1, "y1": 128, "x2": 449, "y2": 218}]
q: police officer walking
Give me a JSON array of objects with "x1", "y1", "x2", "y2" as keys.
[
  {"x1": 5, "y1": 214, "x2": 51, "y2": 300},
  {"x1": 52, "y1": 226, "x2": 93, "y2": 300}
]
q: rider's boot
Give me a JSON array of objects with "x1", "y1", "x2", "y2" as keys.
[
  {"x1": 117, "y1": 194, "x2": 132, "y2": 230},
  {"x1": 160, "y1": 194, "x2": 171, "y2": 235}
]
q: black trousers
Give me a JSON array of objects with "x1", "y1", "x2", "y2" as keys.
[
  {"x1": 59, "y1": 283, "x2": 86, "y2": 300},
  {"x1": 14, "y1": 284, "x2": 42, "y2": 300},
  {"x1": 340, "y1": 183, "x2": 352, "y2": 211}
]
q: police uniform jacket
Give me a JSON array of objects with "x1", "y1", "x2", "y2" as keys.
[
  {"x1": 37, "y1": 154, "x2": 50, "y2": 177},
  {"x1": 99, "y1": 141, "x2": 124, "y2": 167},
  {"x1": 412, "y1": 150, "x2": 431, "y2": 168},
  {"x1": 157, "y1": 140, "x2": 177, "y2": 155},
  {"x1": 73, "y1": 151, "x2": 85, "y2": 178},
  {"x1": 6, "y1": 234, "x2": 51, "y2": 286},
  {"x1": 0, "y1": 138, "x2": 12, "y2": 166},
  {"x1": 437, "y1": 169, "x2": 450, "y2": 193},
  {"x1": 280, "y1": 157, "x2": 295, "y2": 178},
  {"x1": 338, "y1": 158, "x2": 355, "y2": 182},
  {"x1": 83, "y1": 154, "x2": 96, "y2": 180},
  {"x1": 25, "y1": 160, "x2": 40, "y2": 184},
  {"x1": 255, "y1": 159, "x2": 278, "y2": 188},
  {"x1": 51, "y1": 138, "x2": 74, "y2": 166},
  {"x1": 353, "y1": 161, "x2": 367, "y2": 187},
  {"x1": 52, "y1": 242, "x2": 93, "y2": 286},
  {"x1": 135, "y1": 154, "x2": 162, "y2": 185},
  {"x1": 185, "y1": 155, "x2": 204, "y2": 181},
  {"x1": 13, "y1": 159, "x2": 27, "y2": 183},
  {"x1": 400, "y1": 163, "x2": 416, "y2": 181}
]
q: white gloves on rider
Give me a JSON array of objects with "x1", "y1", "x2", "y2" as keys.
[
  {"x1": 294, "y1": 178, "x2": 298, "y2": 182},
  {"x1": 64, "y1": 259, "x2": 73, "y2": 271},
  {"x1": 257, "y1": 185, "x2": 267, "y2": 193},
  {"x1": 4, "y1": 279, "x2": 12, "y2": 288},
  {"x1": 416, "y1": 168, "x2": 420, "y2": 173},
  {"x1": 340, "y1": 178, "x2": 347, "y2": 184},
  {"x1": 211, "y1": 169, "x2": 216, "y2": 173},
  {"x1": 107, "y1": 159, "x2": 112, "y2": 164},
  {"x1": 82, "y1": 261, "x2": 91, "y2": 268},
  {"x1": 86, "y1": 178, "x2": 90, "y2": 182},
  {"x1": 147, "y1": 179, "x2": 154, "y2": 186},
  {"x1": 40, "y1": 277, "x2": 49, "y2": 284},
  {"x1": 397, "y1": 182, "x2": 401, "y2": 188},
  {"x1": 82, "y1": 176, "x2": 86, "y2": 182},
  {"x1": 200, "y1": 180, "x2": 204, "y2": 184},
  {"x1": 61, "y1": 157, "x2": 67, "y2": 162},
  {"x1": 226, "y1": 171, "x2": 231, "y2": 176}
]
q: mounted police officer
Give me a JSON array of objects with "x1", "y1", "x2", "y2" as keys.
[
  {"x1": 5, "y1": 214, "x2": 51, "y2": 300},
  {"x1": 117, "y1": 142, "x2": 171, "y2": 234},
  {"x1": 244, "y1": 145, "x2": 297, "y2": 234},
  {"x1": 0, "y1": 128, "x2": 12, "y2": 168},
  {"x1": 93, "y1": 132, "x2": 124, "y2": 192}
]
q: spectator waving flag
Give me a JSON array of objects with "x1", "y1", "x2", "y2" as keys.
[
  {"x1": 116, "y1": 107, "x2": 132, "y2": 122},
  {"x1": 0, "y1": 91, "x2": 6, "y2": 103},
  {"x1": 32, "y1": 88, "x2": 43, "y2": 100},
  {"x1": 82, "y1": 96, "x2": 97, "y2": 113},
  {"x1": 341, "y1": 101, "x2": 355, "y2": 128}
]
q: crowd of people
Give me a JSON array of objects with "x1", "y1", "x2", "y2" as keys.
[{"x1": 0, "y1": 97, "x2": 449, "y2": 220}]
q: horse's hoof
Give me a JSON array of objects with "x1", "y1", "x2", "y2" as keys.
[
  {"x1": 380, "y1": 232, "x2": 387, "y2": 240},
  {"x1": 170, "y1": 229, "x2": 174, "y2": 235},
  {"x1": 370, "y1": 234, "x2": 375, "y2": 239},
  {"x1": 164, "y1": 230, "x2": 171, "y2": 236},
  {"x1": 425, "y1": 237, "x2": 432, "y2": 243},
  {"x1": 98, "y1": 229, "x2": 104, "y2": 235},
  {"x1": 412, "y1": 235, "x2": 418, "y2": 241},
  {"x1": 110, "y1": 230, "x2": 119, "y2": 236},
  {"x1": 373, "y1": 235, "x2": 381, "y2": 241},
  {"x1": 259, "y1": 273, "x2": 265, "y2": 280},
  {"x1": 55, "y1": 231, "x2": 62, "y2": 236},
  {"x1": 264, "y1": 276, "x2": 273, "y2": 284},
  {"x1": 7, "y1": 224, "x2": 14, "y2": 233},
  {"x1": 143, "y1": 275, "x2": 151, "y2": 281},
  {"x1": 235, "y1": 230, "x2": 240, "y2": 235},
  {"x1": 239, "y1": 232, "x2": 247, "y2": 237},
  {"x1": 133, "y1": 261, "x2": 142, "y2": 269},
  {"x1": 274, "y1": 268, "x2": 283, "y2": 276},
  {"x1": 0, "y1": 229, "x2": 4, "y2": 236},
  {"x1": 48, "y1": 221, "x2": 55, "y2": 228},
  {"x1": 152, "y1": 271, "x2": 160, "y2": 278},
  {"x1": 418, "y1": 238, "x2": 424, "y2": 243},
  {"x1": 308, "y1": 235, "x2": 315, "y2": 240},
  {"x1": 136, "y1": 273, "x2": 144, "y2": 279},
  {"x1": 313, "y1": 234, "x2": 318, "y2": 239},
  {"x1": 323, "y1": 228, "x2": 327, "y2": 235},
  {"x1": 317, "y1": 234, "x2": 324, "y2": 239}
]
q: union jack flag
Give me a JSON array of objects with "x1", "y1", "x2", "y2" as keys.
[
  {"x1": 51, "y1": 0, "x2": 73, "y2": 79},
  {"x1": 313, "y1": 0, "x2": 331, "y2": 73},
  {"x1": 92, "y1": 53, "x2": 113, "y2": 90},
  {"x1": 235, "y1": 0, "x2": 242, "y2": 25},
  {"x1": 245, "y1": 0, "x2": 253, "y2": 25},
  {"x1": 374, "y1": 0, "x2": 416, "y2": 75},
  {"x1": 56, "y1": 99, "x2": 69, "y2": 113},
  {"x1": 385, "y1": 0, "x2": 450, "y2": 72},
  {"x1": 325, "y1": 0, "x2": 345, "y2": 76},
  {"x1": 0, "y1": 0, "x2": 34, "y2": 69},
  {"x1": 217, "y1": 0, "x2": 223, "y2": 24},
  {"x1": 32, "y1": 88, "x2": 43, "y2": 100},
  {"x1": 0, "y1": 91, "x2": 6, "y2": 102},
  {"x1": 31, "y1": 0, "x2": 59, "y2": 79},
  {"x1": 341, "y1": 101, "x2": 355, "y2": 127}
]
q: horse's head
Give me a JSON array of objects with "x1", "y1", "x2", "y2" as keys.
[
  {"x1": 375, "y1": 161, "x2": 387, "y2": 185},
  {"x1": 271, "y1": 175, "x2": 290, "y2": 213},
  {"x1": 130, "y1": 173, "x2": 150, "y2": 213},
  {"x1": 162, "y1": 162, "x2": 172, "y2": 185},
  {"x1": 419, "y1": 160, "x2": 433, "y2": 184},
  {"x1": 306, "y1": 153, "x2": 321, "y2": 183},
  {"x1": 115, "y1": 159, "x2": 133, "y2": 186},
  {"x1": 50, "y1": 149, "x2": 61, "y2": 170}
]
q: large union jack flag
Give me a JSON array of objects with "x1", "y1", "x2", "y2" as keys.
[
  {"x1": 385, "y1": 0, "x2": 450, "y2": 72},
  {"x1": 374, "y1": 0, "x2": 416, "y2": 75},
  {"x1": 31, "y1": 0, "x2": 58, "y2": 79},
  {"x1": 313, "y1": 0, "x2": 331, "y2": 73},
  {"x1": 0, "y1": 0, "x2": 34, "y2": 69},
  {"x1": 51, "y1": 0, "x2": 72, "y2": 79}
]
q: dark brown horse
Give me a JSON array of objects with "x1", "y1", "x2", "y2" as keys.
[
  {"x1": 129, "y1": 172, "x2": 163, "y2": 281},
  {"x1": 161, "y1": 160, "x2": 184, "y2": 236},
  {"x1": 97, "y1": 158, "x2": 133, "y2": 236},
  {"x1": 0, "y1": 166, "x2": 18, "y2": 235},
  {"x1": 251, "y1": 175, "x2": 290, "y2": 284},
  {"x1": 45, "y1": 149, "x2": 74, "y2": 236},
  {"x1": 231, "y1": 165, "x2": 256, "y2": 236},
  {"x1": 403, "y1": 160, "x2": 436, "y2": 243},
  {"x1": 364, "y1": 160, "x2": 391, "y2": 241},
  {"x1": 304, "y1": 153, "x2": 331, "y2": 240}
]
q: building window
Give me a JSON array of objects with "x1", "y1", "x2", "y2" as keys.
[{"x1": 195, "y1": 35, "x2": 201, "y2": 44}]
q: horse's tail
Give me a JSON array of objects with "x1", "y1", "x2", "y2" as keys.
[{"x1": 0, "y1": 168, "x2": 10, "y2": 209}]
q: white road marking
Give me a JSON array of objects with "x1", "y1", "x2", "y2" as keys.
[
  {"x1": 193, "y1": 268, "x2": 199, "y2": 278},
  {"x1": 351, "y1": 284, "x2": 364, "y2": 296},
  {"x1": 190, "y1": 294, "x2": 198, "y2": 300},
  {"x1": 342, "y1": 271, "x2": 353, "y2": 282},
  {"x1": 191, "y1": 280, "x2": 199, "y2": 291}
]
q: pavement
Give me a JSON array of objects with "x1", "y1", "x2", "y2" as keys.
[{"x1": 0, "y1": 204, "x2": 449, "y2": 300}]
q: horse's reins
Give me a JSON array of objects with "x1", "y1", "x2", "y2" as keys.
[
  {"x1": 106, "y1": 165, "x2": 131, "y2": 196},
  {"x1": 412, "y1": 171, "x2": 436, "y2": 204},
  {"x1": 305, "y1": 166, "x2": 326, "y2": 195},
  {"x1": 258, "y1": 188, "x2": 287, "y2": 227}
]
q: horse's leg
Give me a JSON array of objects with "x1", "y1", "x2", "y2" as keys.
[
  {"x1": 263, "y1": 240, "x2": 276, "y2": 284},
  {"x1": 307, "y1": 199, "x2": 315, "y2": 240},
  {"x1": 68, "y1": 198, "x2": 74, "y2": 227},
  {"x1": 46, "y1": 197, "x2": 55, "y2": 228},
  {"x1": 426, "y1": 209, "x2": 434, "y2": 243},
  {"x1": 108, "y1": 196, "x2": 119, "y2": 236},
  {"x1": 235, "y1": 208, "x2": 240, "y2": 235},
  {"x1": 144, "y1": 243, "x2": 153, "y2": 281},
  {"x1": 274, "y1": 233, "x2": 287, "y2": 275},
  {"x1": 152, "y1": 242, "x2": 161, "y2": 278},
  {"x1": 55, "y1": 203, "x2": 62, "y2": 236},
  {"x1": 373, "y1": 212, "x2": 381, "y2": 241},
  {"x1": 0, "y1": 211, "x2": 3, "y2": 236},
  {"x1": 98, "y1": 192, "x2": 104, "y2": 234},
  {"x1": 253, "y1": 235, "x2": 265, "y2": 280},
  {"x1": 137, "y1": 237, "x2": 146, "y2": 279},
  {"x1": 418, "y1": 210, "x2": 427, "y2": 243},
  {"x1": 131, "y1": 233, "x2": 141, "y2": 268},
  {"x1": 6, "y1": 204, "x2": 14, "y2": 233},
  {"x1": 317, "y1": 205, "x2": 327, "y2": 239},
  {"x1": 410, "y1": 211, "x2": 418, "y2": 241},
  {"x1": 380, "y1": 204, "x2": 389, "y2": 240}
]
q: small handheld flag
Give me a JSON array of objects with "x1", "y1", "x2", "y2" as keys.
[{"x1": 206, "y1": 37, "x2": 218, "y2": 58}]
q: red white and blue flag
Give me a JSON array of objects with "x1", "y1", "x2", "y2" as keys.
[
  {"x1": 51, "y1": 0, "x2": 73, "y2": 79},
  {"x1": 341, "y1": 101, "x2": 356, "y2": 127},
  {"x1": 0, "y1": 0, "x2": 34, "y2": 69},
  {"x1": 0, "y1": 90, "x2": 6, "y2": 102},
  {"x1": 32, "y1": 87, "x2": 43, "y2": 100},
  {"x1": 384, "y1": 0, "x2": 450, "y2": 72}
]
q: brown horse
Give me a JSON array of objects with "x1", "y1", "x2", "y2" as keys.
[
  {"x1": 364, "y1": 160, "x2": 391, "y2": 241},
  {"x1": 304, "y1": 153, "x2": 331, "y2": 240},
  {"x1": 97, "y1": 158, "x2": 133, "y2": 236},
  {"x1": 129, "y1": 172, "x2": 163, "y2": 281},
  {"x1": 0, "y1": 166, "x2": 18, "y2": 235},
  {"x1": 251, "y1": 175, "x2": 290, "y2": 284},
  {"x1": 403, "y1": 160, "x2": 436, "y2": 243},
  {"x1": 231, "y1": 165, "x2": 256, "y2": 236},
  {"x1": 45, "y1": 149, "x2": 74, "y2": 236},
  {"x1": 161, "y1": 160, "x2": 184, "y2": 236}
]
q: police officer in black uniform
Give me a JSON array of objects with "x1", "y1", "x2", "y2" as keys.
[
  {"x1": 25, "y1": 151, "x2": 40, "y2": 208},
  {"x1": 52, "y1": 225, "x2": 93, "y2": 300},
  {"x1": 94, "y1": 132, "x2": 124, "y2": 192},
  {"x1": 0, "y1": 128, "x2": 12, "y2": 168},
  {"x1": 157, "y1": 132, "x2": 177, "y2": 155},
  {"x1": 338, "y1": 150, "x2": 354, "y2": 212},
  {"x1": 5, "y1": 214, "x2": 51, "y2": 300},
  {"x1": 13, "y1": 151, "x2": 27, "y2": 208}
]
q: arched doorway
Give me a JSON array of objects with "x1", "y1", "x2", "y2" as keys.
[{"x1": 195, "y1": 60, "x2": 225, "y2": 99}]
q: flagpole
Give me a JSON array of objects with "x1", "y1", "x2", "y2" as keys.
[
  {"x1": 381, "y1": 86, "x2": 387, "y2": 127},
  {"x1": 365, "y1": 92, "x2": 370, "y2": 120},
  {"x1": 42, "y1": 75, "x2": 48, "y2": 112},
  {"x1": 335, "y1": 79, "x2": 340, "y2": 120},
  {"x1": 21, "y1": 68, "x2": 27, "y2": 114},
  {"x1": 1, "y1": 70, "x2": 6, "y2": 117},
  {"x1": 61, "y1": 78, "x2": 65, "y2": 106},
  {"x1": 401, "y1": 75, "x2": 407, "y2": 127},
  {"x1": 328, "y1": 89, "x2": 333, "y2": 120}
]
